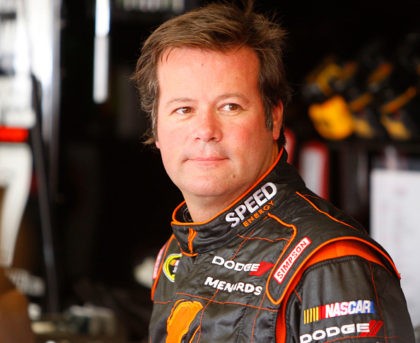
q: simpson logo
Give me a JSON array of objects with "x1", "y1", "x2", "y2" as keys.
[
  {"x1": 299, "y1": 320, "x2": 383, "y2": 343},
  {"x1": 225, "y1": 182, "x2": 277, "y2": 228},
  {"x1": 304, "y1": 299, "x2": 376, "y2": 324},
  {"x1": 163, "y1": 253, "x2": 182, "y2": 282},
  {"x1": 274, "y1": 237, "x2": 311, "y2": 284}
]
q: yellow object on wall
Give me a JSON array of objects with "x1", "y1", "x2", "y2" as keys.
[{"x1": 308, "y1": 95, "x2": 354, "y2": 140}]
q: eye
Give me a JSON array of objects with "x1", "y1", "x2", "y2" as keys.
[
  {"x1": 220, "y1": 103, "x2": 242, "y2": 113},
  {"x1": 174, "y1": 106, "x2": 192, "y2": 115}
]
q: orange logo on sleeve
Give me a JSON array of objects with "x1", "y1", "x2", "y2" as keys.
[{"x1": 166, "y1": 300, "x2": 203, "y2": 342}]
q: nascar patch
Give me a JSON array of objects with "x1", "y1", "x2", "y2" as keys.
[{"x1": 304, "y1": 299, "x2": 375, "y2": 324}]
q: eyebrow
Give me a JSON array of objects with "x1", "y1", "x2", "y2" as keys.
[
  {"x1": 163, "y1": 93, "x2": 250, "y2": 108},
  {"x1": 166, "y1": 97, "x2": 194, "y2": 105},
  {"x1": 217, "y1": 93, "x2": 250, "y2": 105}
]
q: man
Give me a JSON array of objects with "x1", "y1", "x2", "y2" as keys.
[{"x1": 132, "y1": 1, "x2": 415, "y2": 342}]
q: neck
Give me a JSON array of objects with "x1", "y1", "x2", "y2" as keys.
[
  {"x1": 184, "y1": 145, "x2": 281, "y2": 223},
  {"x1": 183, "y1": 193, "x2": 239, "y2": 223}
]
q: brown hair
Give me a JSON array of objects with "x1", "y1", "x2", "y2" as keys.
[{"x1": 132, "y1": 1, "x2": 291, "y2": 145}]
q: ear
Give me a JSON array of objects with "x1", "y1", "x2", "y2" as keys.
[{"x1": 271, "y1": 101, "x2": 284, "y2": 140}]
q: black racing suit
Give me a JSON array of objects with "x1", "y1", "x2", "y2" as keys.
[{"x1": 149, "y1": 150, "x2": 415, "y2": 342}]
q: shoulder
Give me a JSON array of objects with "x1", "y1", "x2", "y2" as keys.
[{"x1": 264, "y1": 220, "x2": 399, "y2": 306}]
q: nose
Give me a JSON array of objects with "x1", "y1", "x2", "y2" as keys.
[{"x1": 193, "y1": 108, "x2": 222, "y2": 142}]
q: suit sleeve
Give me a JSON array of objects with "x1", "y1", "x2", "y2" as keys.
[{"x1": 283, "y1": 255, "x2": 415, "y2": 343}]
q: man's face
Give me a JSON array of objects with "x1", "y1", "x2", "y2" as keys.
[{"x1": 156, "y1": 46, "x2": 283, "y2": 215}]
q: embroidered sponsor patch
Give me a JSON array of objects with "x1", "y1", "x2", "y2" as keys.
[
  {"x1": 163, "y1": 253, "x2": 182, "y2": 282},
  {"x1": 225, "y1": 182, "x2": 277, "y2": 228},
  {"x1": 299, "y1": 320, "x2": 383, "y2": 343},
  {"x1": 204, "y1": 276, "x2": 263, "y2": 296},
  {"x1": 211, "y1": 255, "x2": 260, "y2": 272},
  {"x1": 167, "y1": 300, "x2": 203, "y2": 342},
  {"x1": 304, "y1": 299, "x2": 376, "y2": 324},
  {"x1": 211, "y1": 255, "x2": 273, "y2": 276},
  {"x1": 359, "y1": 319, "x2": 383, "y2": 337},
  {"x1": 249, "y1": 261, "x2": 274, "y2": 276},
  {"x1": 273, "y1": 237, "x2": 311, "y2": 284}
]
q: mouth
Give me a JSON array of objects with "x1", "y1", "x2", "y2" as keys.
[
  {"x1": 186, "y1": 156, "x2": 228, "y2": 166},
  {"x1": 190, "y1": 156, "x2": 225, "y2": 161}
]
